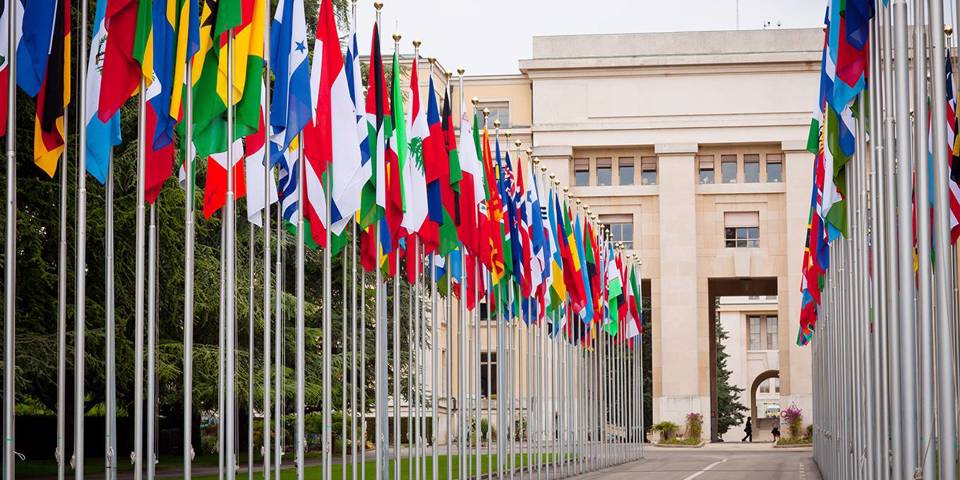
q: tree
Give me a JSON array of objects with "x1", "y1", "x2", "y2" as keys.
[{"x1": 715, "y1": 315, "x2": 747, "y2": 437}]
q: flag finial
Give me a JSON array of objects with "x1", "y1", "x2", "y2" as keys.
[
  {"x1": 374, "y1": 1, "x2": 383, "y2": 11},
  {"x1": 526, "y1": 148, "x2": 533, "y2": 156},
  {"x1": 392, "y1": 33, "x2": 402, "y2": 44},
  {"x1": 413, "y1": 40, "x2": 422, "y2": 49},
  {"x1": 515, "y1": 139, "x2": 523, "y2": 149},
  {"x1": 946, "y1": 25, "x2": 953, "y2": 36},
  {"x1": 458, "y1": 68, "x2": 466, "y2": 76}
]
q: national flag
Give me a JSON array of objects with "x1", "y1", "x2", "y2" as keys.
[
  {"x1": 97, "y1": 0, "x2": 141, "y2": 119},
  {"x1": 277, "y1": 136, "x2": 301, "y2": 223},
  {"x1": 269, "y1": 0, "x2": 310, "y2": 162},
  {"x1": 625, "y1": 264, "x2": 643, "y2": 340},
  {"x1": 939, "y1": 53, "x2": 960, "y2": 244},
  {"x1": 341, "y1": 17, "x2": 371, "y2": 228},
  {"x1": 402, "y1": 54, "x2": 429, "y2": 235},
  {"x1": 604, "y1": 242, "x2": 621, "y2": 336},
  {"x1": 245, "y1": 108, "x2": 278, "y2": 225},
  {"x1": 16, "y1": 0, "x2": 56, "y2": 97},
  {"x1": 33, "y1": 0, "x2": 70, "y2": 177},
  {"x1": 85, "y1": 0, "x2": 123, "y2": 183},
  {"x1": 359, "y1": 21, "x2": 387, "y2": 228},
  {"x1": 381, "y1": 45, "x2": 405, "y2": 256},
  {"x1": 0, "y1": 0, "x2": 13, "y2": 136},
  {"x1": 202, "y1": 138, "x2": 246, "y2": 218},
  {"x1": 573, "y1": 212, "x2": 593, "y2": 323},
  {"x1": 457, "y1": 102, "x2": 483, "y2": 257},
  {"x1": 546, "y1": 187, "x2": 565, "y2": 313}
]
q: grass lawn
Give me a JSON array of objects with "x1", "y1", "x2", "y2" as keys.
[{"x1": 18, "y1": 453, "x2": 565, "y2": 480}]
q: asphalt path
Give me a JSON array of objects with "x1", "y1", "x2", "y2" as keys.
[{"x1": 568, "y1": 449, "x2": 820, "y2": 480}]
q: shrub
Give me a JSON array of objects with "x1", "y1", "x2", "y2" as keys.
[
  {"x1": 781, "y1": 405, "x2": 803, "y2": 439},
  {"x1": 805, "y1": 424, "x2": 813, "y2": 441},
  {"x1": 653, "y1": 421, "x2": 680, "y2": 441},
  {"x1": 686, "y1": 412, "x2": 703, "y2": 440},
  {"x1": 514, "y1": 416, "x2": 528, "y2": 441}
]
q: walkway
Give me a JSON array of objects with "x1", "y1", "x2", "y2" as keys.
[{"x1": 569, "y1": 447, "x2": 820, "y2": 480}]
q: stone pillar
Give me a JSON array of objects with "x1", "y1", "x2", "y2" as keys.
[
  {"x1": 780, "y1": 141, "x2": 814, "y2": 421},
  {"x1": 652, "y1": 143, "x2": 706, "y2": 431}
]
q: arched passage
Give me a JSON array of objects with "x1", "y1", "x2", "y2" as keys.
[{"x1": 749, "y1": 369, "x2": 780, "y2": 429}]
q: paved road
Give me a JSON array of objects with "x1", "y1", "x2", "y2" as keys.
[{"x1": 570, "y1": 449, "x2": 820, "y2": 480}]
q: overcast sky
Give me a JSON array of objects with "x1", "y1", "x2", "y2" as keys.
[{"x1": 352, "y1": 0, "x2": 825, "y2": 75}]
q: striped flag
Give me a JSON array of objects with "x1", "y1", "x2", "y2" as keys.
[
  {"x1": 33, "y1": 0, "x2": 70, "y2": 177},
  {"x1": 85, "y1": 0, "x2": 123, "y2": 182}
]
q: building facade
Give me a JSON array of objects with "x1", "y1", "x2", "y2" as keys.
[{"x1": 432, "y1": 27, "x2": 821, "y2": 441}]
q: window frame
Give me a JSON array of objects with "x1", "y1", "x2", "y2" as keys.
[{"x1": 640, "y1": 156, "x2": 658, "y2": 185}]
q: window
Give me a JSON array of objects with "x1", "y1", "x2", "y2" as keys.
[
  {"x1": 478, "y1": 102, "x2": 509, "y2": 128},
  {"x1": 724, "y1": 211, "x2": 760, "y2": 248},
  {"x1": 744, "y1": 154, "x2": 760, "y2": 183},
  {"x1": 480, "y1": 352, "x2": 498, "y2": 397},
  {"x1": 618, "y1": 157, "x2": 635, "y2": 186},
  {"x1": 749, "y1": 316, "x2": 761, "y2": 350},
  {"x1": 596, "y1": 158, "x2": 612, "y2": 186},
  {"x1": 574, "y1": 158, "x2": 589, "y2": 186},
  {"x1": 602, "y1": 216, "x2": 634, "y2": 249},
  {"x1": 698, "y1": 155, "x2": 715, "y2": 184},
  {"x1": 640, "y1": 156, "x2": 657, "y2": 185},
  {"x1": 766, "y1": 316, "x2": 779, "y2": 349},
  {"x1": 758, "y1": 379, "x2": 780, "y2": 394},
  {"x1": 766, "y1": 154, "x2": 783, "y2": 182},
  {"x1": 721, "y1": 155, "x2": 737, "y2": 183}
]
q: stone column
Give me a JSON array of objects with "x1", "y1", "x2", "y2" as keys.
[
  {"x1": 780, "y1": 141, "x2": 814, "y2": 419},
  {"x1": 653, "y1": 143, "x2": 705, "y2": 432}
]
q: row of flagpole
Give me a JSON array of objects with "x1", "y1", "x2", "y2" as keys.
[
  {"x1": 808, "y1": 0, "x2": 960, "y2": 478},
  {"x1": 0, "y1": 1, "x2": 650, "y2": 480}
]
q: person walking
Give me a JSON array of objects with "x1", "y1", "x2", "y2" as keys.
[{"x1": 741, "y1": 417, "x2": 753, "y2": 442}]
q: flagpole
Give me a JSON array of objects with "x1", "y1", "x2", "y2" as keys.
[
  {"x1": 342, "y1": 225, "x2": 350, "y2": 480},
  {"x1": 430, "y1": 251, "x2": 438, "y2": 480},
  {"x1": 2, "y1": 0, "x2": 16, "y2": 469},
  {"x1": 324, "y1": 99, "x2": 334, "y2": 480},
  {"x1": 867, "y1": 20, "x2": 885, "y2": 478},
  {"x1": 219, "y1": 226, "x2": 225, "y2": 480},
  {"x1": 183, "y1": 38, "x2": 197, "y2": 480},
  {"x1": 133, "y1": 76, "x2": 148, "y2": 480},
  {"x1": 74, "y1": 0, "x2": 92, "y2": 467},
  {"x1": 248, "y1": 221, "x2": 255, "y2": 480},
  {"x1": 262, "y1": 0, "x2": 273, "y2": 473},
  {"x1": 274, "y1": 194, "x2": 284, "y2": 480},
  {"x1": 57, "y1": 110, "x2": 67, "y2": 480},
  {"x1": 225, "y1": 27, "x2": 239, "y2": 480},
  {"x1": 928, "y1": 12, "x2": 960, "y2": 478},
  {"x1": 146, "y1": 203, "x2": 158, "y2": 480},
  {"x1": 295, "y1": 135, "x2": 306, "y2": 480},
  {"x1": 444, "y1": 254, "x2": 452, "y2": 480},
  {"x1": 106, "y1": 152, "x2": 117, "y2": 480}
]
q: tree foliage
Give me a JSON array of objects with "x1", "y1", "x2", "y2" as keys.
[
  {"x1": 715, "y1": 314, "x2": 748, "y2": 437},
  {"x1": 0, "y1": 0, "x2": 434, "y2": 427}
]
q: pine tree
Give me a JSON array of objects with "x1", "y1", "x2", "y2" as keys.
[{"x1": 715, "y1": 313, "x2": 748, "y2": 437}]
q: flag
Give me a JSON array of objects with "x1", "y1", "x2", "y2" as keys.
[
  {"x1": 939, "y1": 53, "x2": 960, "y2": 244},
  {"x1": 573, "y1": 213, "x2": 593, "y2": 323},
  {"x1": 0, "y1": 0, "x2": 12, "y2": 136},
  {"x1": 402, "y1": 55, "x2": 429, "y2": 235},
  {"x1": 604, "y1": 242, "x2": 621, "y2": 337},
  {"x1": 269, "y1": 0, "x2": 310, "y2": 162},
  {"x1": 359, "y1": 21, "x2": 386, "y2": 228},
  {"x1": 315, "y1": 4, "x2": 366, "y2": 236},
  {"x1": 85, "y1": 0, "x2": 123, "y2": 182},
  {"x1": 202, "y1": 138, "x2": 246, "y2": 218},
  {"x1": 457, "y1": 102, "x2": 483, "y2": 257},
  {"x1": 625, "y1": 264, "x2": 642, "y2": 340},
  {"x1": 97, "y1": 0, "x2": 141, "y2": 119},
  {"x1": 16, "y1": 0, "x2": 56, "y2": 97},
  {"x1": 245, "y1": 108, "x2": 278, "y2": 226},
  {"x1": 381, "y1": 45, "x2": 404, "y2": 256},
  {"x1": 33, "y1": 0, "x2": 70, "y2": 177},
  {"x1": 277, "y1": 137, "x2": 301, "y2": 223}
]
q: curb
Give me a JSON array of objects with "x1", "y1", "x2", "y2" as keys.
[{"x1": 654, "y1": 441, "x2": 706, "y2": 448}]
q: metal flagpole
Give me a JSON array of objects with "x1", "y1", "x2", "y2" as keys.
[
  {"x1": 147, "y1": 204, "x2": 158, "y2": 480},
  {"x1": 866, "y1": 20, "x2": 883, "y2": 479},
  {"x1": 372, "y1": 14, "x2": 386, "y2": 480},
  {"x1": 295, "y1": 137, "x2": 306, "y2": 480},
  {"x1": 393, "y1": 234, "x2": 401, "y2": 477},
  {"x1": 892, "y1": 1, "x2": 920, "y2": 476},
  {"x1": 225, "y1": 29, "x2": 238, "y2": 480},
  {"x1": 262, "y1": 0, "x2": 272, "y2": 473},
  {"x1": 248, "y1": 224, "x2": 255, "y2": 480},
  {"x1": 3, "y1": 0, "x2": 17, "y2": 472},
  {"x1": 431, "y1": 250, "x2": 438, "y2": 480},
  {"x1": 274, "y1": 198, "x2": 283, "y2": 480},
  {"x1": 927, "y1": 5, "x2": 959, "y2": 477},
  {"x1": 133, "y1": 76, "x2": 148, "y2": 480},
  {"x1": 105, "y1": 154, "x2": 117, "y2": 480},
  {"x1": 353, "y1": 221, "x2": 362, "y2": 480},
  {"x1": 184, "y1": 53, "x2": 196, "y2": 480},
  {"x1": 911, "y1": 6, "x2": 936, "y2": 474},
  {"x1": 324, "y1": 97, "x2": 334, "y2": 480},
  {"x1": 219, "y1": 227, "x2": 225, "y2": 480},
  {"x1": 343, "y1": 223, "x2": 350, "y2": 480},
  {"x1": 57, "y1": 108, "x2": 68, "y2": 480},
  {"x1": 75, "y1": 0, "x2": 90, "y2": 467},
  {"x1": 360, "y1": 223, "x2": 369, "y2": 480},
  {"x1": 445, "y1": 255, "x2": 452, "y2": 480}
]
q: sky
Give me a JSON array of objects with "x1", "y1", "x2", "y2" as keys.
[{"x1": 352, "y1": 0, "x2": 825, "y2": 75}]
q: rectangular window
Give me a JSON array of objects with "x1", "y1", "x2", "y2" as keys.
[
  {"x1": 698, "y1": 155, "x2": 715, "y2": 184},
  {"x1": 574, "y1": 158, "x2": 589, "y2": 186},
  {"x1": 596, "y1": 158, "x2": 612, "y2": 186},
  {"x1": 744, "y1": 154, "x2": 760, "y2": 183},
  {"x1": 478, "y1": 102, "x2": 510, "y2": 128},
  {"x1": 640, "y1": 156, "x2": 658, "y2": 185},
  {"x1": 749, "y1": 316, "x2": 761, "y2": 350},
  {"x1": 618, "y1": 157, "x2": 635, "y2": 186},
  {"x1": 602, "y1": 216, "x2": 634, "y2": 249},
  {"x1": 766, "y1": 154, "x2": 783, "y2": 183},
  {"x1": 724, "y1": 211, "x2": 760, "y2": 248},
  {"x1": 721, "y1": 155, "x2": 737, "y2": 183},
  {"x1": 766, "y1": 316, "x2": 779, "y2": 349},
  {"x1": 480, "y1": 352, "x2": 498, "y2": 397}
]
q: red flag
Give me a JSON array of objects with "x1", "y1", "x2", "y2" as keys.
[{"x1": 98, "y1": 0, "x2": 141, "y2": 120}]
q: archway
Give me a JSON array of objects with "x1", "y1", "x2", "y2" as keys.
[{"x1": 749, "y1": 369, "x2": 780, "y2": 437}]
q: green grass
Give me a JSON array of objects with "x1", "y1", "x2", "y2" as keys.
[
  {"x1": 775, "y1": 437, "x2": 813, "y2": 446},
  {"x1": 18, "y1": 453, "x2": 565, "y2": 480},
  {"x1": 658, "y1": 437, "x2": 702, "y2": 446}
]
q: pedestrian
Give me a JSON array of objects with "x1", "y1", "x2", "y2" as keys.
[
  {"x1": 741, "y1": 417, "x2": 753, "y2": 442},
  {"x1": 772, "y1": 425, "x2": 781, "y2": 442}
]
